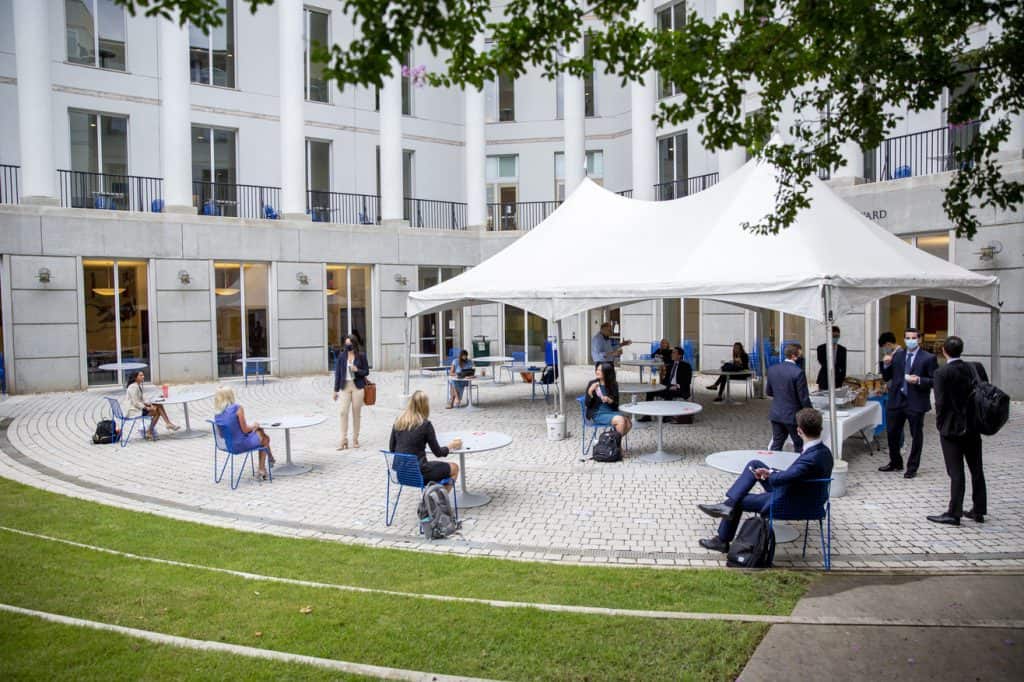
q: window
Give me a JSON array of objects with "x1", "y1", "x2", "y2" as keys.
[
  {"x1": 304, "y1": 7, "x2": 329, "y2": 102},
  {"x1": 485, "y1": 73, "x2": 515, "y2": 122},
  {"x1": 373, "y1": 50, "x2": 412, "y2": 114},
  {"x1": 504, "y1": 306, "x2": 548, "y2": 362},
  {"x1": 327, "y1": 265, "x2": 373, "y2": 368},
  {"x1": 191, "y1": 125, "x2": 237, "y2": 215},
  {"x1": 190, "y1": 0, "x2": 235, "y2": 87},
  {"x1": 657, "y1": 132, "x2": 688, "y2": 199},
  {"x1": 486, "y1": 155, "x2": 518, "y2": 229},
  {"x1": 306, "y1": 138, "x2": 330, "y2": 218},
  {"x1": 68, "y1": 110, "x2": 129, "y2": 208},
  {"x1": 83, "y1": 259, "x2": 149, "y2": 385},
  {"x1": 554, "y1": 150, "x2": 604, "y2": 200},
  {"x1": 214, "y1": 263, "x2": 269, "y2": 377},
  {"x1": 66, "y1": 0, "x2": 126, "y2": 70},
  {"x1": 555, "y1": 33, "x2": 596, "y2": 119},
  {"x1": 416, "y1": 267, "x2": 462, "y2": 365},
  {"x1": 656, "y1": 1, "x2": 686, "y2": 98}
]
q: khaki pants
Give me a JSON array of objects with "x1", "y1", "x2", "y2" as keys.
[{"x1": 338, "y1": 380, "x2": 364, "y2": 441}]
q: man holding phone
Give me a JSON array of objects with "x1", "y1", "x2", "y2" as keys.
[{"x1": 696, "y1": 409, "x2": 833, "y2": 553}]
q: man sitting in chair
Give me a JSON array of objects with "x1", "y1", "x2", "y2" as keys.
[
  {"x1": 696, "y1": 408, "x2": 833, "y2": 553},
  {"x1": 641, "y1": 346, "x2": 694, "y2": 423}
]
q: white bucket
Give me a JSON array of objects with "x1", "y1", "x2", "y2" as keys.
[
  {"x1": 831, "y1": 459, "x2": 848, "y2": 498},
  {"x1": 546, "y1": 414, "x2": 566, "y2": 441}
]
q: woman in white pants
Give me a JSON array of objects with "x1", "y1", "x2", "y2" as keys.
[{"x1": 332, "y1": 334, "x2": 369, "y2": 449}]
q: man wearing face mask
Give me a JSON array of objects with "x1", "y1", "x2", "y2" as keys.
[
  {"x1": 880, "y1": 327, "x2": 938, "y2": 478},
  {"x1": 815, "y1": 326, "x2": 847, "y2": 391}
]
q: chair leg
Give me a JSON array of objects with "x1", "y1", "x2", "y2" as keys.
[
  {"x1": 230, "y1": 452, "x2": 252, "y2": 490},
  {"x1": 802, "y1": 520, "x2": 810, "y2": 558},
  {"x1": 384, "y1": 478, "x2": 403, "y2": 526},
  {"x1": 214, "y1": 448, "x2": 231, "y2": 484},
  {"x1": 119, "y1": 418, "x2": 133, "y2": 448}
]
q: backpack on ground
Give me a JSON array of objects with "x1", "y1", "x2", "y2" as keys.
[
  {"x1": 592, "y1": 428, "x2": 623, "y2": 462},
  {"x1": 726, "y1": 516, "x2": 775, "y2": 568},
  {"x1": 967, "y1": 364, "x2": 1010, "y2": 436},
  {"x1": 541, "y1": 365, "x2": 559, "y2": 385},
  {"x1": 92, "y1": 419, "x2": 119, "y2": 445},
  {"x1": 417, "y1": 482, "x2": 461, "y2": 540}
]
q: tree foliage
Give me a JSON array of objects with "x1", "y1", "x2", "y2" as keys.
[{"x1": 117, "y1": 0, "x2": 1023, "y2": 238}]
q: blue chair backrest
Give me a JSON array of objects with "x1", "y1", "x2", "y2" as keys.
[
  {"x1": 446, "y1": 347, "x2": 461, "y2": 365},
  {"x1": 208, "y1": 420, "x2": 230, "y2": 453},
  {"x1": 772, "y1": 478, "x2": 831, "y2": 522},
  {"x1": 203, "y1": 200, "x2": 216, "y2": 216},
  {"x1": 682, "y1": 340, "x2": 695, "y2": 366},
  {"x1": 650, "y1": 341, "x2": 660, "y2": 356},
  {"x1": 264, "y1": 205, "x2": 278, "y2": 220},
  {"x1": 545, "y1": 340, "x2": 558, "y2": 367},
  {"x1": 105, "y1": 396, "x2": 125, "y2": 420},
  {"x1": 512, "y1": 351, "x2": 525, "y2": 363},
  {"x1": 151, "y1": 198, "x2": 164, "y2": 213},
  {"x1": 576, "y1": 395, "x2": 589, "y2": 422},
  {"x1": 389, "y1": 452, "x2": 425, "y2": 488},
  {"x1": 894, "y1": 165, "x2": 912, "y2": 179}
]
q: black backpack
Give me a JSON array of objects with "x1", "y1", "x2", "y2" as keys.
[
  {"x1": 967, "y1": 364, "x2": 1009, "y2": 436},
  {"x1": 726, "y1": 517, "x2": 775, "y2": 568},
  {"x1": 92, "y1": 419, "x2": 120, "y2": 445},
  {"x1": 541, "y1": 365, "x2": 559, "y2": 384},
  {"x1": 592, "y1": 429, "x2": 623, "y2": 462}
]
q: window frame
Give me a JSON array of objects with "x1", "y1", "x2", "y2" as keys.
[
  {"x1": 68, "y1": 107, "x2": 131, "y2": 176},
  {"x1": 64, "y1": 0, "x2": 128, "y2": 72},
  {"x1": 189, "y1": 0, "x2": 237, "y2": 89},
  {"x1": 656, "y1": 1, "x2": 686, "y2": 99},
  {"x1": 303, "y1": 6, "x2": 331, "y2": 104},
  {"x1": 191, "y1": 124, "x2": 239, "y2": 186}
]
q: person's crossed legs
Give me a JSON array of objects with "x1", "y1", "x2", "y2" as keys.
[{"x1": 697, "y1": 459, "x2": 774, "y2": 552}]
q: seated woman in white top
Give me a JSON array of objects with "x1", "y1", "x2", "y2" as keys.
[{"x1": 124, "y1": 371, "x2": 179, "y2": 439}]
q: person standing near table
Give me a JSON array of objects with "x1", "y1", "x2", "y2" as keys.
[
  {"x1": 333, "y1": 334, "x2": 369, "y2": 450},
  {"x1": 927, "y1": 336, "x2": 988, "y2": 525},
  {"x1": 880, "y1": 327, "x2": 937, "y2": 478},
  {"x1": 591, "y1": 322, "x2": 631, "y2": 363},
  {"x1": 766, "y1": 344, "x2": 812, "y2": 452},
  {"x1": 815, "y1": 326, "x2": 847, "y2": 391},
  {"x1": 586, "y1": 362, "x2": 632, "y2": 437}
]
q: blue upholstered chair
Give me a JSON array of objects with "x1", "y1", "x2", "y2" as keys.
[
  {"x1": 381, "y1": 451, "x2": 457, "y2": 527},
  {"x1": 768, "y1": 477, "x2": 833, "y2": 570}
]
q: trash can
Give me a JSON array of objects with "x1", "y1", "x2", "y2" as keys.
[{"x1": 472, "y1": 336, "x2": 492, "y2": 358}]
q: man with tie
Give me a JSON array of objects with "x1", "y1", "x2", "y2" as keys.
[
  {"x1": 639, "y1": 346, "x2": 692, "y2": 422},
  {"x1": 815, "y1": 326, "x2": 847, "y2": 391},
  {"x1": 766, "y1": 344, "x2": 813, "y2": 452},
  {"x1": 880, "y1": 327, "x2": 938, "y2": 478}
]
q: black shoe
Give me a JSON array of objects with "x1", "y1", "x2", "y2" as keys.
[
  {"x1": 698, "y1": 503, "x2": 735, "y2": 520},
  {"x1": 712, "y1": 397, "x2": 723, "y2": 403},
  {"x1": 878, "y1": 463, "x2": 903, "y2": 472},
  {"x1": 927, "y1": 513, "x2": 960, "y2": 525},
  {"x1": 699, "y1": 536, "x2": 729, "y2": 553},
  {"x1": 964, "y1": 510, "x2": 986, "y2": 523},
  {"x1": 904, "y1": 471, "x2": 917, "y2": 479}
]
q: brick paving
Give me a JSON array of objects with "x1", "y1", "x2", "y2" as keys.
[{"x1": 0, "y1": 366, "x2": 1020, "y2": 570}]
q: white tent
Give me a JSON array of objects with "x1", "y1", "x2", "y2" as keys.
[{"x1": 405, "y1": 159, "x2": 1001, "y2": 458}]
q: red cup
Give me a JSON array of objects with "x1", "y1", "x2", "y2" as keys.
[{"x1": 161, "y1": 384, "x2": 169, "y2": 399}]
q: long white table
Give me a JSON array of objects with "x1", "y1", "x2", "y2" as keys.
[{"x1": 820, "y1": 402, "x2": 883, "y2": 459}]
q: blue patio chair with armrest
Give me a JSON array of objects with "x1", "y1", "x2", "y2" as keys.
[
  {"x1": 577, "y1": 395, "x2": 601, "y2": 459},
  {"x1": 104, "y1": 396, "x2": 151, "y2": 448},
  {"x1": 767, "y1": 477, "x2": 833, "y2": 570},
  {"x1": 498, "y1": 351, "x2": 526, "y2": 383},
  {"x1": 207, "y1": 419, "x2": 272, "y2": 490},
  {"x1": 381, "y1": 451, "x2": 458, "y2": 527}
]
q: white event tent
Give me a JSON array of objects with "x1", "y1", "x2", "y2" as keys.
[{"x1": 406, "y1": 158, "x2": 1001, "y2": 459}]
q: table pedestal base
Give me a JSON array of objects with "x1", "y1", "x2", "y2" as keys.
[
  {"x1": 638, "y1": 450, "x2": 682, "y2": 464},
  {"x1": 272, "y1": 462, "x2": 312, "y2": 477},
  {"x1": 457, "y1": 490, "x2": 492, "y2": 508}
]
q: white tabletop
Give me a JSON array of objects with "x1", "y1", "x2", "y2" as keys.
[
  {"x1": 259, "y1": 415, "x2": 325, "y2": 430},
  {"x1": 151, "y1": 389, "x2": 215, "y2": 405},
  {"x1": 620, "y1": 401, "x2": 702, "y2": 418},
  {"x1": 410, "y1": 353, "x2": 439, "y2": 358},
  {"x1": 619, "y1": 382, "x2": 665, "y2": 395},
  {"x1": 435, "y1": 431, "x2": 513, "y2": 453},
  {"x1": 705, "y1": 449, "x2": 799, "y2": 475},
  {"x1": 620, "y1": 359, "x2": 663, "y2": 366},
  {"x1": 98, "y1": 362, "x2": 148, "y2": 371},
  {"x1": 473, "y1": 356, "x2": 514, "y2": 363},
  {"x1": 237, "y1": 356, "x2": 273, "y2": 364}
]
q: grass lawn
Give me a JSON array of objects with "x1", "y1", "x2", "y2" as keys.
[{"x1": 0, "y1": 477, "x2": 814, "y2": 680}]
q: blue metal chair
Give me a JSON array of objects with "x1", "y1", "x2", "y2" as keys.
[
  {"x1": 151, "y1": 198, "x2": 164, "y2": 213},
  {"x1": 242, "y1": 360, "x2": 267, "y2": 386},
  {"x1": 263, "y1": 204, "x2": 279, "y2": 220},
  {"x1": 682, "y1": 340, "x2": 696, "y2": 368},
  {"x1": 768, "y1": 477, "x2": 833, "y2": 570},
  {"x1": 382, "y1": 451, "x2": 457, "y2": 527},
  {"x1": 577, "y1": 395, "x2": 601, "y2": 458},
  {"x1": 498, "y1": 351, "x2": 526, "y2": 383},
  {"x1": 104, "y1": 396, "x2": 150, "y2": 448},
  {"x1": 0, "y1": 352, "x2": 6, "y2": 393},
  {"x1": 208, "y1": 419, "x2": 272, "y2": 490}
]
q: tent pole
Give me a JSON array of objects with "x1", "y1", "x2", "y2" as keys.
[
  {"x1": 403, "y1": 315, "x2": 412, "y2": 397},
  {"x1": 555, "y1": 317, "x2": 566, "y2": 417},
  {"x1": 757, "y1": 309, "x2": 768, "y2": 398},
  {"x1": 990, "y1": 307, "x2": 1001, "y2": 385},
  {"x1": 823, "y1": 286, "x2": 840, "y2": 460}
]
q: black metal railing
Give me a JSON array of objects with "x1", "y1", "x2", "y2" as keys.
[
  {"x1": 193, "y1": 181, "x2": 281, "y2": 219},
  {"x1": 307, "y1": 190, "x2": 380, "y2": 225},
  {"x1": 58, "y1": 169, "x2": 163, "y2": 212},
  {"x1": 404, "y1": 197, "x2": 468, "y2": 230},
  {"x1": 653, "y1": 172, "x2": 720, "y2": 201},
  {"x1": 486, "y1": 200, "x2": 561, "y2": 231},
  {"x1": 615, "y1": 189, "x2": 633, "y2": 198},
  {"x1": 864, "y1": 122, "x2": 980, "y2": 183},
  {"x1": 1, "y1": 164, "x2": 18, "y2": 204}
]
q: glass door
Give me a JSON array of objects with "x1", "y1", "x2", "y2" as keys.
[
  {"x1": 83, "y1": 259, "x2": 149, "y2": 385},
  {"x1": 214, "y1": 262, "x2": 269, "y2": 378},
  {"x1": 326, "y1": 264, "x2": 373, "y2": 369}
]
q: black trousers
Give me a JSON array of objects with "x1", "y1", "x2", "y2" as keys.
[
  {"x1": 940, "y1": 433, "x2": 985, "y2": 517},
  {"x1": 770, "y1": 421, "x2": 803, "y2": 453},
  {"x1": 887, "y1": 409, "x2": 925, "y2": 472}
]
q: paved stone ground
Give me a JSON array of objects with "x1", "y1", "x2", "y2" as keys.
[{"x1": 0, "y1": 365, "x2": 1021, "y2": 570}]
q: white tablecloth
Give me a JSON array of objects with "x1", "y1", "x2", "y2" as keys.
[{"x1": 820, "y1": 402, "x2": 883, "y2": 459}]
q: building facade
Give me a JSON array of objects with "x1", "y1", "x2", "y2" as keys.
[{"x1": 0, "y1": 0, "x2": 1020, "y2": 395}]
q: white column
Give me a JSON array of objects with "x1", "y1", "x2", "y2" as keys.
[
  {"x1": 563, "y1": 37, "x2": 586, "y2": 195},
  {"x1": 630, "y1": 0, "x2": 657, "y2": 201},
  {"x1": 464, "y1": 35, "x2": 487, "y2": 228},
  {"x1": 277, "y1": 0, "x2": 309, "y2": 219},
  {"x1": 157, "y1": 12, "x2": 193, "y2": 212},
  {"x1": 13, "y1": 0, "x2": 57, "y2": 204},
  {"x1": 716, "y1": 0, "x2": 746, "y2": 179},
  {"x1": 832, "y1": 140, "x2": 864, "y2": 184},
  {"x1": 379, "y1": 59, "x2": 404, "y2": 224},
  {"x1": 995, "y1": 111, "x2": 1024, "y2": 161}
]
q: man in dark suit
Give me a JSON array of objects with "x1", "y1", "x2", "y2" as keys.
[
  {"x1": 816, "y1": 325, "x2": 847, "y2": 391},
  {"x1": 697, "y1": 408, "x2": 834, "y2": 552},
  {"x1": 766, "y1": 343, "x2": 813, "y2": 452},
  {"x1": 927, "y1": 336, "x2": 988, "y2": 525},
  {"x1": 880, "y1": 327, "x2": 938, "y2": 478}
]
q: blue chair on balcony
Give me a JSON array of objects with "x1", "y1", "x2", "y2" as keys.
[
  {"x1": 104, "y1": 396, "x2": 150, "y2": 448},
  {"x1": 382, "y1": 450, "x2": 457, "y2": 527},
  {"x1": 208, "y1": 419, "x2": 272, "y2": 490},
  {"x1": 263, "y1": 205, "x2": 279, "y2": 220},
  {"x1": 768, "y1": 477, "x2": 833, "y2": 570},
  {"x1": 202, "y1": 200, "x2": 217, "y2": 216},
  {"x1": 151, "y1": 198, "x2": 164, "y2": 213},
  {"x1": 893, "y1": 165, "x2": 912, "y2": 179}
]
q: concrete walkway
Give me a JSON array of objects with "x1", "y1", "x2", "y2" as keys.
[{"x1": 739, "y1": 573, "x2": 1024, "y2": 680}]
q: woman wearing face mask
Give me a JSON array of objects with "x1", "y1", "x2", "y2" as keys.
[{"x1": 332, "y1": 334, "x2": 369, "y2": 449}]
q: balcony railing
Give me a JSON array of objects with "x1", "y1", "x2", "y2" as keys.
[
  {"x1": 1, "y1": 164, "x2": 18, "y2": 204},
  {"x1": 615, "y1": 189, "x2": 633, "y2": 198},
  {"x1": 653, "y1": 172, "x2": 720, "y2": 201},
  {"x1": 487, "y1": 200, "x2": 561, "y2": 231},
  {"x1": 864, "y1": 122, "x2": 980, "y2": 183},
  {"x1": 193, "y1": 181, "x2": 281, "y2": 219},
  {"x1": 405, "y1": 197, "x2": 468, "y2": 230},
  {"x1": 58, "y1": 169, "x2": 163, "y2": 212},
  {"x1": 308, "y1": 190, "x2": 380, "y2": 225}
]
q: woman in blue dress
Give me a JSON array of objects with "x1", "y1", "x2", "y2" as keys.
[
  {"x1": 585, "y1": 361, "x2": 632, "y2": 437},
  {"x1": 213, "y1": 387, "x2": 275, "y2": 480},
  {"x1": 447, "y1": 349, "x2": 475, "y2": 408}
]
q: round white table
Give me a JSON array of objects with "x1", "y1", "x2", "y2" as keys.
[
  {"x1": 435, "y1": 430, "x2": 513, "y2": 508},
  {"x1": 259, "y1": 415, "x2": 325, "y2": 476},
  {"x1": 473, "y1": 356, "x2": 513, "y2": 381},
  {"x1": 619, "y1": 401, "x2": 702, "y2": 463},
  {"x1": 98, "y1": 361, "x2": 148, "y2": 373},
  {"x1": 151, "y1": 389, "x2": 215, "y2": 438},
  {"x1": 618, "y1": 382, "x2": 665, "y2": 403},
  {"x1": 699, "y1": 369, "x2": 751, "y2": 404},
  {"x1": 704, "y1": 449, "x2": 800, "y2": 542},
  {"x1": 620, "y1": 358, "x2": 663, "y2": 383},
  {"x1": 236, "y1": 357, "x2": 273, "y2": 386},
  {"x1": 449, "y1": 375, "x2": 482, "y2": 411}
]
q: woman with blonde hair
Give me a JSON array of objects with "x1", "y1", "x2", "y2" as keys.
[
  {"x1": 388, "y1": 390, "x2": 462, "y2": 487},
  {"x1": 213, "y1": 386, "x2": 274, "y2": 480}
]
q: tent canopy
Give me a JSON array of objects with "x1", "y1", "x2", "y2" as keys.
[{"x1": 406, "y1": 159, "x2": 999, "y2": 321}]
